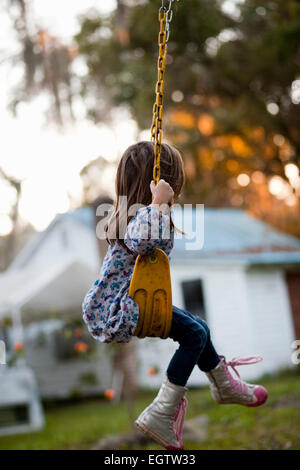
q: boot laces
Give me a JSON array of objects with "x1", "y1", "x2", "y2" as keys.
[{"x1": 220, "y1": 355, "x2": 263, "y2": 394}]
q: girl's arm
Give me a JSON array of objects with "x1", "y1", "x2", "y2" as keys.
[{"x1": 124, "y1": 180, "x2": 174, "y2": 255}]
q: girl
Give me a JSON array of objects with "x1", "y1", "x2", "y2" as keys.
[{"x1": 82, "y1": 141, "x2": 268, "y2": 450}]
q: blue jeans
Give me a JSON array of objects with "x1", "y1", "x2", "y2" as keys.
[{"x1": 166, "y1": 306, "x2": 220, "y2": 387}]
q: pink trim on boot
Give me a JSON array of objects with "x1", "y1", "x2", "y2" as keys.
[
  {"x1": 246, "y1": 385, "x2": 268, "y2": 407},
  {"x1": 166, "y1": 396, "x2": 187, "y2": 450},
  {"x1": 137, "y1": 396, "x2": 188, "y2": 450}
]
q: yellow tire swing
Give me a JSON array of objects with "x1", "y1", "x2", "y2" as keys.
[{"x1": 130, "y1": 1, "x2": 180, "y2": 339}]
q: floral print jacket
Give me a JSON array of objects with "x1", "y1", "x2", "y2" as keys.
[{"x1": 82, "y1": 204, "x2": 174, "y2": 343}]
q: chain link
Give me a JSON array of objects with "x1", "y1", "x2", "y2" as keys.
[
  {"x1": 165, "y1": 0, "x2": 176, "y2": 42},
  {"x1": 150, "y1": 0, "x2": 179, "y2": 185},
  {"x1": 161, "y1": 1, "x2": 178, "y2": 44}
]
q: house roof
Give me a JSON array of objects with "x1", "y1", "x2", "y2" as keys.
[
  {"x1": 62, "y1": 206, "x2": 95, "y2": 229},
  {"x1": 65, "y1": 206, "x2": 300, "y2": 265},
  {"x1": 8, "y1": 210, "x2": 97, "y2": 272},
  {"x1": 1, "y1": 205, "x2": 299, "y2": 316},
  {"x1": 0, "y1": 256, "x2": 98, "y2": 319},
  {"x1": 171, "y1": 207, "x2": 300, "y2": 265},
  {"x1": 6, "y1": 205, "x2": 300, "y2": 281}
]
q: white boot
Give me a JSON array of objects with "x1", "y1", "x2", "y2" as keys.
[
  {"x1": 135, "y1": 375, "x2": 188, "y2": 450},
  {"x1": 206, "y1": 355, "x2": 268, "y2": 407}
]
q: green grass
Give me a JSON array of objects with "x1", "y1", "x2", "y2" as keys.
[{"x1": 0, "y1": 369, "x2": 299, "y2": 450}]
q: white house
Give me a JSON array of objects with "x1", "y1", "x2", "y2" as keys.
[
  {"x1": 140, "y1": 208, "x2": 300, "y2": 388},
  {"x1": 0, "y1": 205, "x2": 299, "y2": 405},
  {"x1": 0, "y1": 209, "x2": 114, "y2": 425}
]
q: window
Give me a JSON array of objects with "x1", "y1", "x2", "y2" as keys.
[
  {"x1": 53, "y1": 322, "x2": 96, "y2": 361},
  {"x1": 0, "y1": 405, "x2": 29, "y2": 427},
  {"x1": 181, "y1": 279, "x2": 206, "y2": 321}
]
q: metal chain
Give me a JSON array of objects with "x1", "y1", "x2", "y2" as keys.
[
  {"x1": 164, "y1": 0, "x2": 177, "y2": 42},
  {"x1": 150, "y1": 8, "x2": 167, "y2": 184},
  {"x1": 150, "y1": 0, "x2": 179, "y2": 185}
]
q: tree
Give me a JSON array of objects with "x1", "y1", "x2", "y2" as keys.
[
  {"x1": 74, "y1": 0, "x2": 300, "y2": 232},
  {"x1": 5, "y1": 0, "x2": 76, "y2": 125},
  {"x1": 2, "y1": 0, "x2": 300, "y2": 233}
]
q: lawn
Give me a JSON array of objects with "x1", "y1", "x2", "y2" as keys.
[{"x1": 0, "y1": 369, "x2": 299, "y2": 450}]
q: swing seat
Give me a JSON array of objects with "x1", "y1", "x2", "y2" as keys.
[{"x1": 130, "y1": 249, "x2": 172, "y2": 339}]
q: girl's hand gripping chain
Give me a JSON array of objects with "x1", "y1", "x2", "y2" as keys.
[{"x1": 151, "y1": 179, "x2": 174, "y2": 205}]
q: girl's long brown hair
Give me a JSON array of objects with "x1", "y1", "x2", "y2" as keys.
[{"x1": 105, "y1": 140, "x2": 185, "y2": 249}]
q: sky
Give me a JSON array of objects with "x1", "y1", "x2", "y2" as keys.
[{"x1": 0, "y1": 0, "x2": 139, "y2": 234}]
